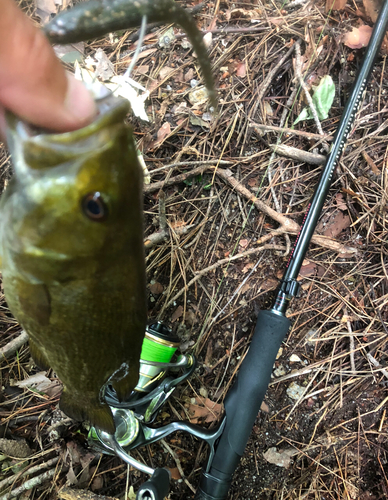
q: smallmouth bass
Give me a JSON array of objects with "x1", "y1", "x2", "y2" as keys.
[
  {"x1": 44, "y1": 0, "x2": 217, "y2": 110},
  {"x1": 0, "y1": 95, "x2": 147, "y2": 434}
]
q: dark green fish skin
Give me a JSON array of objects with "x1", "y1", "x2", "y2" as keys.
[
  {"x1": 0, "y1": 95, "x2": 147, "y2": 434},
  {"x1": 44, "y1": 0, "x2": 217, "y2": 109}
]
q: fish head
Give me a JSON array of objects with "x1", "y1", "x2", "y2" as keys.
[{"x1": 1, "y1": 94, "x2": 143, "y2": 281}]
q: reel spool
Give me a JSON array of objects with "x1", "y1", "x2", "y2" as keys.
[{"x1": 136, "y1": 321, "x2": 180, "y2": 393}]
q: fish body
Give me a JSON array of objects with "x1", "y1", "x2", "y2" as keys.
[
  {"x1": 0, "y1": 95, "x2": 147, "y2": 434},
  {"x1": 44, "y1": 0, "x2": 217, "y2": 109}
]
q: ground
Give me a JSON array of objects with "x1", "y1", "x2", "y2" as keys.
[{"x1": 1, "y1": 0, "x2": 388, "y2": 499}]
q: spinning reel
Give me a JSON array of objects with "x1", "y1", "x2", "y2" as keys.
[{"x1": 88, "y1": 321, "x2": 225, "y2": 500}]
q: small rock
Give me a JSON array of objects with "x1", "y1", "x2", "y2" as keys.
[
  {"x1": 289, "y1": 354, "x2": 302, "y2": 363},
  {"x1": 273, "y1": 365, "x2": 287, "y2": 377},
  {"x1": 286, "y1": 382, "x2": 305, "y2": 400},
  {"x1": 276, "y1": 347, "x2": 283, "y2": 359}
]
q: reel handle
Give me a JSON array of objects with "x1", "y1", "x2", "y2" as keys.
[
  {"x1": 136, "y1": 468, "x2": 170, "y2": 500},
  {"x1": 195, "y1": 310, "x2": 290, "y2": 499}
]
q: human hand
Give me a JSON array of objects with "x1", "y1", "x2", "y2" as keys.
[{"x1": 0, "y1": 0, "x2": 96, "y2": 139}]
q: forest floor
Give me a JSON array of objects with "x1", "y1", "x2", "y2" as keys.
[{"x1": 1, "y1": 0, "x2": 388, "y2": 499}]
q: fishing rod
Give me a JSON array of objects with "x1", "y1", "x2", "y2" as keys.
[{"x1": 42, "y1": 2, "x2": 388, "y2": 499}]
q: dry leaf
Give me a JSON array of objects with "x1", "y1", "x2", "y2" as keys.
[
  {"x1": 159, "y1": 66, "x2": 175, "y2": 80},
  {"x1": 363, "y1": 0, "x2": 380, "y2": 22},
  {"x1": 239, "y1": 239, "x2": 249, "y2": 249},
  {"x1": 335, "y1": 193, "x2": 348, "y2": 211},
  {"x1": 149, "y1": 282, "x2": 164, "y2": 294},
  {"x1": 94, "y1": 48, "x2": 114, "y2": 80},
  {"x1": 236, "y1": 62, "x2": 247, "y2": 77},
  {"x1": 326, "y1": 0, "x2": 346, "y2": 12},
  {"x1": 171, "y1": 305, "x2": 184, "y2": 322},
  {"x1": 323, "y1": 212, "x2": 351, "y2": 238},
  {"x1": 169, "y1": 467, "x2": 182, "y2": 480},
  {"x1": 344, "y1": 25, "x2": 373, "y2": 49},
  {"x1": 263, "y1": 447, "x2": 296, "y2": 468},
  {"x1": 299, "y1": 261, "x2": 317, "y2": 278},
  {"x1": 135, "y1": 65, "x2": 150, "y2": 75},
  {"x1": 187, "y1": 397, "x2": 223, "y2": 424},
  {"x1": 229, "y1": 8, "x2": 261, "y2": 20},
  {"x1": 35, "y1": 0, "x2": 56, "y2": 23}
]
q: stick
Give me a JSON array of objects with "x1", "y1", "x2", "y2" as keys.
[{"x1": 0, "y1": 331, "x2": 28, "y2": 361}]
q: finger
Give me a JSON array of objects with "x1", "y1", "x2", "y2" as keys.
[{"x1": 0, "y1": 0, "x2": 96, "y2": 131}]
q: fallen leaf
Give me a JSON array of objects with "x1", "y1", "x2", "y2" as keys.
[
  {"x1": 184, "y1": 309, "x2": 197, "y2": 326},
  {"x1": 299, "y1": 261, "x2": 317, "y2": 278},
  {"x1": 363, "y1": 0, "x2": 380, "y2": 22},
  {"x1": 229, "y1": 8, "x2": 261, "y2": 20},
  {"x1": 171, "y1": 305, "x2": 184, "y2": 322},
  {"x1": 326, "y1": 0, "x2": 346, "y2": 11},
  {"x1": 0, "y1": 438, "x2": 32, "y2": 458},
  {"x1": 53, "y1": 42, "x2": 84, "y2": 63},
  {"x1": 323, "y1": 211, "x2": 351, "y2": 238},
  {"x1": 184, "y1": 68, "x2": 195, "y2": 82},
  {"x1": 169, "y1": 467, "x2": 182, "y2": 480},
  {"x1": 335, "y1": 193, "x2": 348, "y2": 211},
  {"x1": 91, "y1": 476, "x2": 104, "y2": 491},
  {"x1": 263, "y1": 447, "x2": 296, "y2": 468},
  {"x1": 294, "y1": 75, "x2": 335, "y2": 124},
  {"x1": 236, "y1": 62, "x2": 246, "y2": 77},
  {"x1": 187, "y1": 397, "x2": 223, "y2": 424},
  {"x1": 149, "y1": 282, "x2": 164, "y2": 294},
  {"x1": 344, "y1": 25, "x2": 373, "y2": 49},
  {"x1": 35, "y1": 0, "x2": 56, "y2": 23},
  {"x1": 135, "y1": 65, "x2": 150, "y2": 75},
  {"x1": 159, "y1": 66, "x2": 175, "y2": 80},
  {"x1": 94, "y1": 48, "x2": 115, "y2": 80},
  {"x1": 260, "y1": 401, "x2": 270, "y2": 413},
  {"x1": 362, "y1": 151, "x2": 381, "y2": 174},
  {"x1": 239, "y1": 239, "x2": 249, "y2": 249},
  {"x1": 157, "y1": 122, "x2": 171, "y2": 142}
]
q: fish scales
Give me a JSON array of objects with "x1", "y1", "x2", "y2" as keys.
[{"x1": 0, "y1": 95, "x2": 147, "y2": 434}]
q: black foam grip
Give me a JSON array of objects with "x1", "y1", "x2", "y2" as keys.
[
  {"x1": 195, "y1": 310, "x2": 290, "y2": 500},
  {"x1": 136, "y1": 468, "x2": 170, "y2": 500}
]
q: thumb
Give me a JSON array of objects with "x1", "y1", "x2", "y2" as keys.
[{"x1": 0, "y1": 0, "x2": 96, "y2": 132}]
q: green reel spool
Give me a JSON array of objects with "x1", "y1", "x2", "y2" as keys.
[{"x1": 136, "y1": 321, "x2": 180, "y2": 392}]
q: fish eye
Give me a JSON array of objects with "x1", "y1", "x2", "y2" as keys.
[{"x1": 82, "y1": 192, "x2": 108, "y2": 221}]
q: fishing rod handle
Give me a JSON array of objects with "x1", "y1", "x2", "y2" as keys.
[{"x1": 195, "y1": 310, "x2": 290, "y2": 499}]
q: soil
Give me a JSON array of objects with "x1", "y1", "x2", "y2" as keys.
[{"x1": 1, "y1": 1, "x2": 388, "y2": 500}]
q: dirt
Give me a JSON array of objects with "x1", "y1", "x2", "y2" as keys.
[{"x1": 1, "y1": 1, "x2": 388, "y2": 500}]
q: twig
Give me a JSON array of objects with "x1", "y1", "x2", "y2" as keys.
[
  {"x1": 158, "y1": 191, "x2": 167, "y2": 232},
  {"x1": 165, "y1": 244, "x2": 286, "y2": 308},
  {"x1": 0, "y1": 457, "x2": 59, "y2": 492},
  {"x1": 269, "y1": 144, "x2": 326, "y2": 165},
  {"x1": 149, "y1": 160, "x2": 234, "y2": 176},
  {"x1": 251, "y1": 122, "x2": 333, "y2": 142},
  {"x1": 345, "y1": 312, "x2": 356, "y2": 373},
  {"x1": 366, "y1": 353, "x2": 388, "y2": 381},
  {"x1": 216, "y1": 168, "x2": 358, "y2": 255},
  {"x1": 59, "y1": 487, "x2": 118, "y2": 500},
  {"x1": 144, "y1": 165, "x2": 208, "y2": 193},
  {"x1": 0, "y1": 331, "x2": 28, "y2": 362},
  {"x1": 0, "y1": 467, "x2": 60, "y2": 500},
  {"x1": 144, "y1": 224, "x2": 196, "y2": 249},
  {"x1": 160, "y1": 439, "x2": 196, "y2": 493}
]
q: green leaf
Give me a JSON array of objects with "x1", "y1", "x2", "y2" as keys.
[
  {"x1": 293, "y1": 75, "x2": 335, "y2": 125},
  {"x1": 312, "y1": 75, "x2": 335, "y2": 120}
]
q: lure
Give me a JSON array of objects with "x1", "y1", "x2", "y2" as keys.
[{"x1": 44, "y1": 0, "x2": 217, "y2": 109}]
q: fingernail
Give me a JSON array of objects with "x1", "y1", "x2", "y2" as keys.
[{"x1": 65, "y1": 75, "x2": 97, "y2": 125}]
